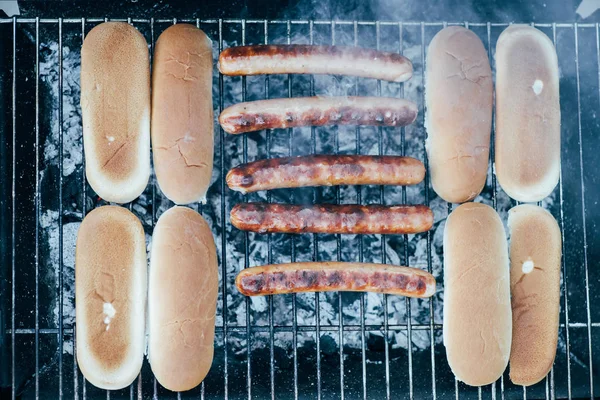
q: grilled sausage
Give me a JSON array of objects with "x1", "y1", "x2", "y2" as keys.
[
  {"x1": 236, "y1": 262, "x2": 436, "y2": 297},
  {"x1": 227, "y1": 155, "x2": 425, "y2": 193},
  {"x1": 230, "y1": 203, "x2": 433, "y2": 234},
  {"x1": 218, "y1": 44, "x2": 413, "y2": 82},
  {"x1": 219, "y1": 96, "x2": 418, "y2": 134}
]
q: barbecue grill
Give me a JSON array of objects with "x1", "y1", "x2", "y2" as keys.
[{"x1": 0, "y1": 15, "x2": 598, "y2": 400}]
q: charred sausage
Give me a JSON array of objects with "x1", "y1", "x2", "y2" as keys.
[
  {"x1": 218, "y1": 44, "x2": 413, "y2": 82},
  {"x1": 227, "y1": 155, "x2": 425, "y2": 193},
  {"x1": 230, "y1": 203, "x2": 433, "y2": 234},
  {"x1": 219, "y1": 96, "x2": 418, "y2": 134},
  {"x1": 236, "y1": 262, "x2": 436, "y2": 297}
]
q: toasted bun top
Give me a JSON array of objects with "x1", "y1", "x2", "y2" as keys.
[
  {"x1": 148, "y1": 206, "x2": 218, "y2": 391},
  {"x1": 151, "y1": 24, "x2": 214, "y2": 204},
  {"x1": 495, "y1": 25, "x2": 560, "y2": 202},
  {"x1": 75, "y1": 205, "x2": 147, "y2": 389},
  {"x1": 425, "y1": 26, "x2": 493, "y2": 203},
  {"x1": 443, "y1": 202, "x2": 511, "y2": 386},
  {"x1": 81, "y1": 22, "x2": 150, "y2": 193},
  {"x1": 508, "y1": 204, "x2": 561, "y2": 386}
]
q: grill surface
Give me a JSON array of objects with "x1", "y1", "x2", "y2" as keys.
[{"x1": 0, "y1": 18, "x2": 599, "y2": 400}]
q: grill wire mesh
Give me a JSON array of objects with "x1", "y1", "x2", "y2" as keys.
[{"x1": 1, "y1": 17, "x2": 599, "y2": 400}]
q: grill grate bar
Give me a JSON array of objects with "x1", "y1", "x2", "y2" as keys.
[
  {"x1": 57, "y1": 17, "x2": 65, "y2": 400},
  {"x1": 549, "y1": 367, "x2": 554, "y2": 400},
  {"x1": 217, "y1": 17, "x2": 230, "y2": 400},
  {"x1": 396, "y1": 21, "x2": 406, "y2": 400},
  {"x1": 149, "y1": 16, "x2": 159, "y2": 400},
  {"x1": 554, "y1": 21, "x2": 574, "y2": 400},
  {"x1": 34, "y1": 16, "x2": 40, "y2": 400},
  {"x1": 240, "y1": 19, "x2": 254, "y2": 400},
  {"x1": 262, "y1": 19, "x2": 277, "y2": 400},
  {"x1": 3, "y1": 18, "x2": 600, "y2": 29},
  {"x1": 421, "y1": 21, "x2": 438, "y2": 400},
  {"x1": 440, "y1": 24, "x2": 460, "y2": 400},
  {"x1": 285, "y1": 19, "x2": 300, "y2": 400},
  {"x1": 484, "y1": 20, "x2": 503, "y2": 400},
  {"x1": 196, "y1": 18, "x2": 204, "y2": 221},
  {"x1": 11, "y1": 15, "x2": 16, "y2": 400},
  {"x1": 73, "y1": 17, "x2": 83, "y2": 400},
  {"x1": 401, "y1": 21, "x2": 414, "y2": 399},
  {"x1": 358, "y1": 19, "x2": 368, "y2": 400},
  {"x1": 330, "y1": 21, "x2": 346, "y2": 400},
  {"x1": 573, "y1": 23, "x2": 595, "y2": 398},
  {"x1": 8, "y1": 320, "x2": 600, "y2": 335},
  {"x1": 308, "y1": 20, "x2": 323, "y2": 400},
  {"x1": 196, "y1": 17, "x2": 205, "y2": 400},
  {"x1": 379, "y1": 18, "x2": 392, "y2": 400}
]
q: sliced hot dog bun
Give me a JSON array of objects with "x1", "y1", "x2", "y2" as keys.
[
  {"x1": 508, "y1": 205, "x2": 561, "y2": 386},
  {"x1": 443, "y1": 203, "x2": 511, "y2": 386},
  {"x1": 148, "y1": 206, "x2": 218, "y2": 391},
  {"x1": 81, "y1": 22, "x2": 150, "y2": 204},
  {"x1": 152, "y1": 24, "x2": 214, "y2": 205},
  {"x1": 75, "y1": 206, "x2": 147, "y2": 390},
  {"x1": 495, "y1": 25, "x2": 560, "y2": 202},
  {"x1": 425, "y1": 26, "x2": 493, "y2": 203}
]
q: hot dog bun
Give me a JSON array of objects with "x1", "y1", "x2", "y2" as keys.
[
  {"x1": 75, "y1": 206, "x2": 147, "y2": 389},
  {"x1": 495, "y1": 25, "x2": 560, "y2": 202},
  {"x1": 148, "y1": 206, "x2": 218, "y2": 391},
  {"x1": 443, "y1": 203, "x2": 511, "y2": 386},
  {"x1": 152, "y1": 24, "x2": 214, "y2": 204},
  {"x1": 425, "y1": 26, "x2": 493, "y2": 203},
  {"x1": 508, "y1": 205, "x2": 561, "y2": 386},
  {"x1": 81, "y1": 22, "x2": 151, "y2": 204}
]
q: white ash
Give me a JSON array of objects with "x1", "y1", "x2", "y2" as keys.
[
  {"x1": 41, "y1": 209, "x2": 79, "y2": 355},
  {"x1": 39, "y1": 42, "x2": 83, "y2": 178}
]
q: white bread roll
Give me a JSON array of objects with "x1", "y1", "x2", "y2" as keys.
[
  {"x1": 508, "y1": 205, "x2": 561, "y2": 386},
  {"x1": 443, "y1": 203, "x2": 511, "y2": 386},
  {"x1": 495, "y1": 25, "x2": 560, "y2": 202},
  {"x1": 81, "y1": 22, "x2": 151, "y2": 204},
  {"x1": 75, "y1": 206, "x2": 147, "y2": 389},
  {"x1": 425, "y1": 26, "x2": 493, "y2": 203},
  {"x1": 152, "y1": 24, "x2": 214, "y2": 204},
  {"x1": 148, "y1": 206, "x2": 218, "y2": 391}
]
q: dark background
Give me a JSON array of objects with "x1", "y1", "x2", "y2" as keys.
[{"x1": 5, "y1": 0, "x2": 600, "y2": 23}]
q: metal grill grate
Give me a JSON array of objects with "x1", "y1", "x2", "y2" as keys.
[{"x1": 0, "y1": 17, "x2": 598, "y2": 399}]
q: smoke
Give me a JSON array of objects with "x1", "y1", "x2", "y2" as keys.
[{"x1": 280, "y1": 0, "x2": 579, "y2": 23}]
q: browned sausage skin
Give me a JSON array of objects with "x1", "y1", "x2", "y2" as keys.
[
  {"x1": 230, "y1": 203, "x2": 433, "y2": 234},
  {"x1": 236, "y1": 262, "x2": 436, "y2": 297},
  {"x1": 218, "y1": 45, "x2": 413, "y2": 82},
  {"x1": 226, "y1": 155, "x2": 425, "y2": 193},
  {"x1": 219, "y1": 96, "x2": 418, "y2": 134}
]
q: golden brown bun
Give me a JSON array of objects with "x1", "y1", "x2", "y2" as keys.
[
  {"x1": 81, "y1": 22, "x2": 150, "y2": 204},
  {"x1": 495, "y1": 25, "x2": 560, "y2": 202},
  {"x1": 75, "y1": 206, "x2": 147, "y2": 389},
  {"x1": 148, "y1": 206, "x2": 218, "y2": 391},
  {"x1": 443, "y1": 202, "x2": 511, "y2": 386},
  {"x1": 425, "y1": 26, "x2": 492, "y2": 203},
  {"x1": 151, "y1": 24, "x2": 214, "y2": 204},
  {"x1": 508, "y1": 205, "x2": 561, "y2": 386}
]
